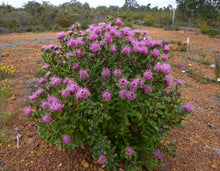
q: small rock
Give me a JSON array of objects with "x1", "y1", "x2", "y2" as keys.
[
  {"x1": 196, "y1": 86, "x2": 200, "y2": 89},
  {"x1": 9, "y1": 95, "x2": 16, "y2": 100},
  {"x1": 207, "y1": 123, "x2": 215, "y2": 129},
  {"x1": 27, "y1": 133, "x2": 33, "y2": 138},
  {"x1": 82, "y1": 160, "x2": 89, "y2": 168},
  {"x1": 27, "y1": 138, "x2": 34, "y2": 146},
  {"x1": 2, "y1": 52, "x2": 10, "y2": 57},
  {"x1": 171, "y1": 151, "x2": 177, "y2": 157},
  {"x1": 15, "y1": 127, "x2": 20, "y2": 131}
]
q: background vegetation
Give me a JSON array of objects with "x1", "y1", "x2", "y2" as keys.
[{"x1": 0, "y1": 0, "x2": 219, "y2": 34}]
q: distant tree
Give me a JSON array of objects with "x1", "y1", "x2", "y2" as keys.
[{"x1": 123, "y1": 0, "x2": 140, "y2": 9}]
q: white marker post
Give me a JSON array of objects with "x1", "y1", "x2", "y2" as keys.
[
  {"x1": 184, "y1": 37, "x2": 190, "y2": 72},
  {"x1": 172, "y1": 8, "x2": 175, "y2": 27}
]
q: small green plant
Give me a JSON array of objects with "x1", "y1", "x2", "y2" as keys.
[
  {"x1": 214, "y1": 50, "x2": 220, "y2": 80},
  {"x1": 0, "y1": 82, "x2": 11, "y2": 112},
  {"x1": 180, "y1": 46, "x2": 186, "y2": 52},
  {"x1": 0, "y1": 63, "x2": 17, "y2": 81}
]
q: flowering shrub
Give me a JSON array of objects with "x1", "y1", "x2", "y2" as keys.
[{"x1": 25, "y1": 19, "x2": 193, "y2": 170}]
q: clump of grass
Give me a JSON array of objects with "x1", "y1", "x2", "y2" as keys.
[
  {"x1": 0, "y1": 111, "x2": 13, "y2": 129},
  {"x1": 0, "y1": 82, "x2": 11, "y2": 112},
  {"x1": 0, "y1": 63, "x2": 17, "y2": 81}
]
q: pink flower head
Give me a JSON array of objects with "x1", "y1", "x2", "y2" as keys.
[
  {"x1": 114, "y1": 31, "x2": 122, "y2": 39},
  {"x1": 75, "y1": 49, "x2": 84, "y2": 58},
  {"x1": 39, "y1": 78, "x2": 46, "y2": 84},
  {"x1": 90, "y1": 42, "x2": 100, "y2": 53},
  {"x1": 29, "y1": 93, "x2": 38, "y2": 102},
  {"x1": 54, "y1": 50, "x2": 61, "y2": 55},
  {"x1": 129, "y1": 80, "x2": 138, "y2": 92},
  {"x1": 144, "y1": 85, "x2": 153, "y2": 94},
  {"x1": 101, "y1": 68, "x2": 110, "y2": 78},
  {"x1": 42, "y1": 101, "x2": 50, "y2": 109},
  {"x1": 156, "y1": 40, "x2": 163, "y2": 47},
  {"x1": 61, "y1": 89, "x2": 71, "y2": 98},
  {"x1": 125, "y1": 147, "x2": 133, "y2": 155},
  {"x1": 69, "y1": 24, "x2": 75, "y2": 30},
  {"x1": 76, "y1": 88, "x2": 90, "y2": 100},
  {"x1": 72, "y1": 63, "x2": 80, "y2": 70},
  {"x1": 45, "y1": 71, "x2": 51, "y2": 77},
  {"x1": 67, "y1": 51, "x2": 73, "y2": 58},
  {"x1": 113, "y1": 69, "x2": 121, "y2": 77},
  {"x1": 143, "y1": 30, "x2": 148, "y2": 35},
  {"x1": 66, "y1": 83, "x2": 79, "y2": 93},
  {"x1": 76, "y1": 37, "x2": 83, "y2": 47},
  {"x1": 98, "y1": 155, "x2": 106, "y2": 164},
  {"x1": 62, "y1": 135, "x2": 71, "y2": 144},
  {"x1": 160, "y1": 63, "x2": 171, "y2": 74},
  {"x1": 139, "y1": 47, "x2": 148, "y2": 55},
  {"x1": 63, "y1": 77, "x2": 71, "y2": 84},
  {"x1": 50, "y1": 101, "x2": 63, "y2": 112},
  {"x1": 164, "y1": 75, "x2": 173, "y2": 87},
  {"x1": 164, "y1": 45, "x2": 170, "y2": 51},
  {"x1": 126, "y1": 91, "x2": 136, "y2": 101},
  {"x1": 119, "y1": 78, "x2": 128, "y2": 88},
  {"x1": 177, "y1": 79, "x2": 183, "y2": 86},
  {"x1": 35, "y1": 88, "x2": 44, "y2": 96},
  {"x1": 122, "y1": 46, "x2": 131, "y2": 55},
  {"x1": 155, "y1": 149, "x2": 163, "y2": 159},
  {"x1": 135, "y1": 78, "x2": 144, "y2": 86},
  {"x1": 50, "y1": 76, "x2": 62, "y2": 86},
  {"x1": 24, "y1": 107, "x2": 32, "y2": 116},
  {"x1": 161, "y1": 54, "x2": 168, "y2": 61},
  {"x1": 111, "y1": 45, "x2": 117, "y2": 53},
  {"x1": 42, "y1": 114, "x2": 52, "y2": 123},
  {"x1": 104, "y1": 32, "x2": 113, "y2": 43},
  {"x1": 143, "y1": 70, "x2": 153, "y2": 80},
  {"x1": 57, "y1": 31, "x2": 66, "y2": 40},
  {"x1": 154, "y1": 62, "x2": 161, "y2": 72},
  {"x1": 102, "y1": 91, "x2": 111, "y2": 102},
  {"x1": 47, "y1": 95, "x2": 61, "y2": 104},
  {"x1": 42, "y1": 64, "x2": 50, "y2": 69},
  {"x1": 151, "y1": 49, "x2": 160, "y2": 58},
  {"x1": 119, "y1": 90, "x2": 127, "y2": 99},
  {"x1": 115, "y1": 18, "x2": 122, "y2": 25},
  {"x1": 88, "y1": 32, "x2": 98, "y2": 41},
  {"x1": 184, "y1": 104, "x2": 194, "y2": 112},
  {"x1": 79, "y1": 69, "x2": 89, "y2": 80}
]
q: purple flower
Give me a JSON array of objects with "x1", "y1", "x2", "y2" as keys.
[
  {"x1": 161, "y1": 54, "x2": 168, "y2": 61},
  {"x1": 125, "y1": 147, "x2": 133, "y2": 155},
  {"x1": 39, "y1": 78, "x2": 46, "y2": 84},
  {"x1": 61, "y1": 89, "x2": 71, "y2": 98},
  {"x1": 50, "y1": 76, "x2": 62, "y2": 86},
  {"x1": 164, "y1": 45, "x2": 170, "y2": 51},
  {"x1": 129, "y1": 80, "x2": 138, "y2": 92},
  {"x1": 115, "y1": 18, "x2": 122, "y2": 25},
  {"x1": 154, "y1": 62, "x2": 161, "y2": 72},
  {"x1": 102, "y1": 91, "x2": 111, "y2": 102},
  {"x1": 143, "y1": 30, "x2": 148, "y2": 35},
  {"x1": 104, "y1": 32, "x2": 113, "y2": 43},
  {"x1": 156, "y1": 40, "x2": 163, "y2": 47},
  {"x1": 135, "y1": 78, "x2": 144, "y2": 86},
  {"x1": 143, "y1": 70, "x2": 153, "y2": 80},
  {"x1": 111, "y1": 45, "x2": 117, "y2": 54},
  {"x1": 72, "y1": 63, "x2": 80, "y2": 70},
  {"x1": 79, "y1": 69, "x2": 89, "y2": 80},
  {"x1": 113, "y1": 69, "x2": 121, "y2": 77},
  {"x1": 42, "y1": 114, "x2": 52, "y2": 123},
  {"x1": 76, "y1": 37, "x2": 83, "y2": 47},
  {"x1": 76, "y1": 88, "x2": 90, "y2": 100},
  {"x1": 67, "y1": 51, "x2": 73, "y2": 57},
  {"x1": 90, "y1": 42, "x2": 100, "y2": 53},
  {"x1": 62, "y1": 135, "x2": 71, "y2": 144},
  {"x1": 151, "y1": 49, "x2": 160, "y2": 58},
  {"x1": 57, "y1": 31, "x2": 66, "y2": 40},
  {"x1": 144, "y1": 85, "x2": 153, "y2": 94},
  {"x1": 126, "y1": 91, "x2": 136, "y2": 101},
  {"x1": 98, "y1": 155, "x2": 106, "y2": 164},
  {"x1": 29, "y1": 94, "x2": 38, "y2": 102},
  {"x1": 114, "y1": 31, "x2": 122, "y2": 39},
  {"x1": 160, "y1": 63, "x2": 171, "y2": 74},
  {"x1": 42, "y1": 101, "x2": 50, "y2": 109},
  {"x1": 88, "y1": 32, "x2": 98, "y2": 41},
  {"x1": 119, "y1": 90, "x2": 127, "y2": 99},
  {"x1": 75, "y1": 49, "x2": 84, "y2": 58},
  {"x1": 122, "y1": 46, "x2": 131, "y2": 55},
  {"x1": 66, "y1": 83, "x2": 79, "y2": 93},
  {"x1": 101, "y1": 68, "x2": 110, "y2": 78},
  {"x1": 155, "y1": 149, "x2": 163, "y2": 159},
  {"x1": 63, "y1": 77, "x2": 71, "y2": 84},
  {"x1": 50, "y1": 102, "x2": 63, "y2": 112},
  {"x1": 177, "y1": 80, "x2": 183, "y2": 86},
  {"x1": 184, "y1": 104, "x2": 194, "y2": 112},
  {"x1": 24, "y1": 107, "x2": 32, "y2": 116},
  {"x1": 42, "y1": 64, "x2": 50, "y2": 69},
  {"x1": 54, "y1": 50, "x2": 61, "y2": 55},
  {"x1": 45, "y1": 71, "x2": 51, "y2": 77},
  {"x1": 164, "y1": 75, "x2": 173, "y2": 87},
  {"x1": 119, "y1": 78, "x2": 128, "y2": 88}
]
